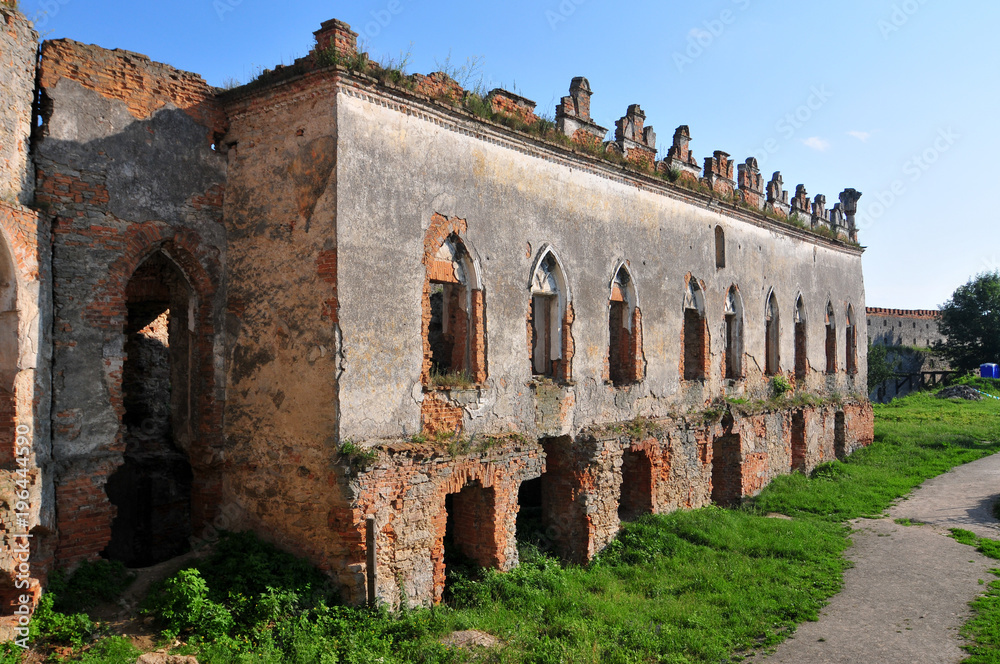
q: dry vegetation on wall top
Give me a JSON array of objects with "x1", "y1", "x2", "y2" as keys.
[{"x1": 223, "y1": 32, "x2": 861, "y2": 249}]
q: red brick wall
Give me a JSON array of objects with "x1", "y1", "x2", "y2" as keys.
[
  {"x1": 421, "y1": 393, "x2": 464, "y2": 436},
  {"x1": 39, "y1": 39, "x2": 227, "y2": 141}
]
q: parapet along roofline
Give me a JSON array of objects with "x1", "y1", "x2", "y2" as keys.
[{"x1": 223, "y1": 64, "x2": 864, "y2": 255}]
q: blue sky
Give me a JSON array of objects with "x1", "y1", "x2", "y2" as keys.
[{"x1": 23, "y1": 0, "x2": 997, "y2": 310}]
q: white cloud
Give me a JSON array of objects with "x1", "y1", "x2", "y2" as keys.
[
  {"x1": 803, "y1": 136, "x2": 831, "y2": 152},
  {"x1": 848, "y1": 130, "x2": 873, "y2": 142}
]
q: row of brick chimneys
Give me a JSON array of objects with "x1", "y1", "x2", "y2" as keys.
[
  {"x1": 551, "y1": 76, "x2": 861, "y2": 241},
  {"x1": 311, "y1": 19, "x2": 862, "y2": 242}
]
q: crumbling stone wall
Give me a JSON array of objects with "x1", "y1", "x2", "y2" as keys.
[
  {"x1": 0, "y1": 6, "x2": 51, "y2": 640},
  {"x1": 34, "y1": 39, "x2": 227, "y2": 569},
  {"x1": 346, "y1": 440, "x2": 544, "y2": 607},
  {"x1": 344, "y1": 401, "x2": 870, "y2": 607}
]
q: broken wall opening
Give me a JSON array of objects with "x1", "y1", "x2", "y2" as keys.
[
  {"x1": 724, "y1": 287, "x2": 743, "y2": 381},
  {"x1": 791, "y1": 411, "x2": 806, "y2": 473},
  {"x1": 683, "y1": 279, "x2": 707, "y2": 381},
  {"x1": 794, "y1": 324, "x2": 807, "y2": 380},
  {"x1": 529, "y1": 251, "x2": 571, "y2": 382},
  {"x1": 825, "y1": 303, "x2": 837, "y2": 374},
  {"x1": 516, "y1": 475, "x2": 565, "y2": 558},
  {"x1": 608, "y1": 266, "x2": 642, "y2": 387},
  {"x1": 834, "y1": 411, "x2": 847, "y2": 461},
  {"x1": 765, "y1": 293, "x2": 780, "y2": 376},
  {"x1": 712, "y1": 421, "x2": 742, "y2": 507},
  {"x1": 442, "y1": 481, "x2": 499, "y2": 597},
  {"x1": 423, "y1": 231, "x2": 486, "y2": 385},
  {"x1": 845, "y1": 307, "x2": 858, "y2": 375},
  {"x1": 103, "y1": 252, "x2": 194, "y2": 568},
  {"x1": 619, "y1": 449, "x2": 653, "y2": 521}
]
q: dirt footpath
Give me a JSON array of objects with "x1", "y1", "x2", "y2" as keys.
[{"x1": 763, "y1": 453, "x2": 1000, "y2": 664}]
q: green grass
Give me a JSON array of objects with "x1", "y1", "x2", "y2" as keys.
[
  {"x1": 948, "y1": 529, "x2": 1000, "y2": 663},
  {"x1": 893, "y1": 517, "x2": 925, "y2": 527},
  {"x1": 12, "y1": 389, "x2": 1000, "y2": 662},
  {"x1": 756, "y1": 392, "x2": 1000, "y2": 522}
]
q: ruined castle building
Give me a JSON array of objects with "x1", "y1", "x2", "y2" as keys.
[{"x1": 0, "y1": 12, "x2": 874, "y2": 625}]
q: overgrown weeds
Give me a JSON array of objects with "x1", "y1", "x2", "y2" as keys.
[
  {"x1": 428, "y1": 369, "x2": 475, "y2": 390},
  {"x1": 338, "y1": 440, "x2": 377, "y2": 469}
]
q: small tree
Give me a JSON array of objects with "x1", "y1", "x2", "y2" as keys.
[
  {"x1": 867, "y1": 343, "x2": 896, "y2": 394},
  {"x1": 938, "y1": 271, "x2": 1000, "y2": 373}
]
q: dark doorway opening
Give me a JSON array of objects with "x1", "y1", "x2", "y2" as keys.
[
  {"x1": 104, "y1": 253, "x2": 193, "y2": 568},
  {"x1": 791, "y1": 411, "x2": 807, "y2": 473},
  {"x1": 835, "y1": 412, "x2": 847, "y2": 461},
  {"x1": 712, "y1": 432, "x2": 742, "y2": 507},
  {"x1": 443, "y1": 482, "x2": 497, "y2": 598},
  {"x1": 619, "y1": 450, "x2": 653, "y2": 521}
]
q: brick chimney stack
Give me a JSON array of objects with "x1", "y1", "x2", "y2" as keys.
[{"x1": 314, "y1": 19, "x2": 358, "y2": 57}]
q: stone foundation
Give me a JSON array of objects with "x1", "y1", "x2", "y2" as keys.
[{"x1": 347, "y1": 400, "x2": 872, "y2": 608}]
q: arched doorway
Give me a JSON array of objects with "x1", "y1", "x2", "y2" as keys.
[{"x1": 103, "y1": 252, "x2": 195, "y2": 567}]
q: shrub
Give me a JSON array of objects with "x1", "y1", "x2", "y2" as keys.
[
  {"x1": 49, "y1": 559, "x2": 135, "y2": 613},
  {"x1": 338, "y1": 441, "x2": 378, "y2": 468},
  {"x1": 0, "y1": 642, "x2": 21, "y2": 664},
  {"x1": 771, "y1": 375, "x2": 792, "y2": 397},
  {"x1": 30, "y1": 593, "x2": 93, "y2": 646},
  {"x1": 146, "y1": 568, "x2": 233, "y2": 639}
]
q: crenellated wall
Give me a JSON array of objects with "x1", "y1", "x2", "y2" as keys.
[{"x1": 866, "y1": 308, "x2": 945, "y2": 348}]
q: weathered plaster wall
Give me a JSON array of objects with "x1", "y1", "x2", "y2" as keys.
[
  {"x1": 219, "y1": 71, "x2": 346, "y2": 572},
  {"x1": 334, "y1": 79, "x2": 868, "y2": 443},
  {"x1": 0, "y1": 6, "x2": 37, "y2": 206},
  {"x1": 34, "y1": 40, "x2": 227, "y2": 567}
]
